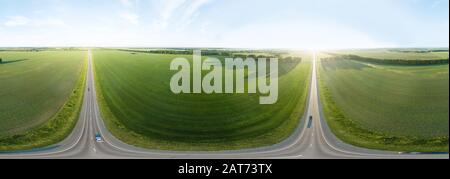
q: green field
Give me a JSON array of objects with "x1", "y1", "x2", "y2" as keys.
[
  {"x1": 318, "y1": 54, "x2": 449, "y2": 152},
  {"x1": 332, "y1": 49, "x2": 449, "y2": 60},
  {"x1": 0, "y1": 50, "x2": 86, "y2": 150},
  {"x1": 93, "y1": 50, "x2": 311, "y2": 150}
]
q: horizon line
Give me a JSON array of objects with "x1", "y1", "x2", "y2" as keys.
[{"x1": 1, "y1": 46, "x2": 449, "y2": 51}]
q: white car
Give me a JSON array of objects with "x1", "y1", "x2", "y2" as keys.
[{"x1": 95, "y1": 133, "x2": 103, "y2": 142}]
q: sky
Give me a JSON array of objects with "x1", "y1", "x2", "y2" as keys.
[{"x1": 0, "y1": 0, "x2": 448, "y2": 49}]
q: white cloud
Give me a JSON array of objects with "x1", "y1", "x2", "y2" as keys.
[
  {"x1": 153, "y1": 0, "x2": 211, "y2": 31},
  {"x1": 3, "y1": 16, "x2": 68, "y2": 28},
  {"x1": 4, "y1": 16, "x2": 31, "y2": 27},
  {"x1": 179, "y1": 0, "x2": 211, "y2": 29},
  {"x1": 120, "y1": 12, "x2": 140, "y2": 25},
  {"x1": 120, "y1": 0, "x2": 133, "y2": 6},
  {"x1": 1, "y1": 0, "x2": 446, "y2": 48},
  {"x1": 184, "y1": 0, "x2": 210, "y2": 19},
  {"x1": 218, "y1": 20, "x2": 391, "y2": 49},
  {"x1": 157, "y1": 0, "x2": 187, "y2": 29},
  {"x1": 34, "y1": 19, "x2": 67, "y2": 28},
  {"x1": 118, "y1": 0, "x2": 140, "y2": 25}
]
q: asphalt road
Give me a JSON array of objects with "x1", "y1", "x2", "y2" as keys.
[{"x1": 0, "y1": 50, "x2": 448, "y2": 159}]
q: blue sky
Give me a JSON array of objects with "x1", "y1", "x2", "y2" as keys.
[{"x1": 0, "y1": 0, "x2": 448, "y2": 49}]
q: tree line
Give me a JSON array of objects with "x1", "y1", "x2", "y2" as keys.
[
  {"x1": 117, "y1": 49, "x2": 297, "y2": 61},
  {"x1": 389, "y1": 49, "x2": 449, "y2": 53},
  {"x1": 323, "y1": 54, "x2": 448, "y2": 66}
]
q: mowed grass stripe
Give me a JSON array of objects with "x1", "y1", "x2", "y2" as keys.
[{"x1": 94, "y1": 50, "x2": 311, "y2": 150}]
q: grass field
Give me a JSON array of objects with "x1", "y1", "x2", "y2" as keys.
[
  {"x1": 318, "y1": 54, "x2": 449, "y2": 152},
  {"x1": 94, "y1": 49, "x2": 311, "y2": 151},
  {"x1": 0, "y1": 50, "x2": 86, "y2": 150}
]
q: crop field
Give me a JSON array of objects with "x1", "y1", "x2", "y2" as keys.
[
  {"x1": 0, "y1": 50, "x2": 86, "y2": 150},
  {"x1": 93, "y1": 49, "x2": 311, "y2": 150},
  {"x1": 331, "y1": 49, "x2": 449, "y2": 60},
  {"x1": 318, "y1": 54, "x2": 449, "y2": 152}
]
